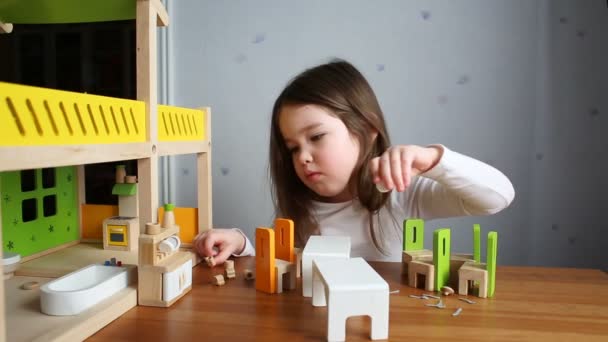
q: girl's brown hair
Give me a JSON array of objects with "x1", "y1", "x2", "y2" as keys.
[{"x1": 269, "y1": 59, "x2": 392, "y2": 253}]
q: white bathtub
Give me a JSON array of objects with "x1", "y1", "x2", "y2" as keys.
[{"x1": 40, "y1": 264, "x2": 136, "y2": 316}]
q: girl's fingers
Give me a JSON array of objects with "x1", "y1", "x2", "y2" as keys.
[
  {"x1": 401, "y1": 150, "x2": 414, "y2": 188},
  {"x1": 214, "y1": 247, "x2": 233, "y2": 264},
  {"x1": 379, "y1": 153, "x2": 393, "y2": 190},
  {"x1": 390, "y1": 148, "x2": 404, "y2": 191}
]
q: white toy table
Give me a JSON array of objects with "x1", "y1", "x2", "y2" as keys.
[
  {"x1": 302, "y1": 236, "x2": 351, "y2": 297},
  {"x1": 312, "y1": 257, "x2": 389, "y2": 341}
]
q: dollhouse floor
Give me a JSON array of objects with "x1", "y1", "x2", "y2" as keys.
[
  {"x1": 16, "y1": 242, "x2": 139, "y2": 278},
  {"x1": 5, "y1": 275, "x2": 136, "y2": 341},
  {"x1": 5, "y1": 242, "x2": 139, "y2": 341}
]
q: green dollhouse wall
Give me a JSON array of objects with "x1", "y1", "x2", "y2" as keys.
[{"x1": 1, "y1": 166, "x2": 79, "y2": 257}]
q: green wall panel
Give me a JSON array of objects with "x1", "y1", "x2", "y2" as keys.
[{"x1": 1, "y1": 166, "x2": 79, "y2": 257}]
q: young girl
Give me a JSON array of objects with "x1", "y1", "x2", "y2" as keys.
[{"x1": 194, "y1": 59, "x2": 515, "y2": 263}]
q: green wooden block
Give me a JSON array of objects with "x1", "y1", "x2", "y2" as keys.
[
  {"x1": 433, "y1": 228, "x2": 451, "y2": 290},
  {"x1": 403, "y1": 219, "x2": 424, "y2": 251},
  {"x1": 487, "y1": 231, "x2": 498, "y2": 297},
  {"x1": 473, "y1": 224, "x2": 481, "y2": 263}
]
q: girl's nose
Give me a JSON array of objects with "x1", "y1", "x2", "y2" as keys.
[{"x1": 297, "y1": 149, "x2": 313, "y2": 164}]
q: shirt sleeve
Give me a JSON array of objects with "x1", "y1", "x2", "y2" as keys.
[
  {"x1": 231, "y1": 228, "x2": 256, "y2": 257},
  {"x1": 402, "y1": 145, "x2": 515, "y2": 219}
]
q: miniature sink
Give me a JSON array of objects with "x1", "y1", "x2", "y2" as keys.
[{"x1": 40, "y1": 263, "x2": 136, "y2": 316}]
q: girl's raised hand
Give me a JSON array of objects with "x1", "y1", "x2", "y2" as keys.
[
  {"x1": 193, "y1": 228, "x2": 246, "y2": 265},
  {"x1": 370, "y1": 145, "x2": 443, "y2": 192}
]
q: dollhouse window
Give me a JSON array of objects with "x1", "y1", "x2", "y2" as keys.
[
  {"x1": 42, "y1": 168, "x2": 55, "y2": 188},
  {"x1": 20, "y1": 169, "x2": 36, "y2": 192},
  {"x1": 43, "y1": 195, "x2": 57, "y2": 217},
  {"x1": 22, "y1": 198, "x2": 37, "y2": 222}
]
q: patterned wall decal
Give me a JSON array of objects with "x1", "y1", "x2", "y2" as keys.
[
  {"x1": 252, "y1": 33, "x2": 266, "y2": 44},
  {"x1": 535, "y1": 153, "x2": 544, "y2": 161},
  {"x1": 576, "y1": 29, "x2": 587, "y2": 39},
  {"x1": 221, "y1": 167, "x2": 230, "y2": 176},
  {"x1": 376, "y1": 64, "x2": 385, "y2": 72},
  {"x1": 568, "y1": 236, "x2": 577, "y2": 245},
  {"x1": 457, "y1": 75, "x2": 470, "y2": 85},
  {"x1": 235, "y1": 53, "x2": 247, "y2": 64},
  {"x1": 551, "y1": 223, "x2": 559, "y2": 231},
  {"x1": 181, "y1": 168, "x2": 189, "y2": 176},
  {"x1": 559, "y1": 16, "x2": 568, "y2": 24},
  {"x1": 437, "y1": 95, "x2": 448, "y2": 105},
  {"x1": 589, "y1": 107, "x2": 600, "y2": 117},
  {"x1": 420, "y1": 10, "x2": 431, "y2": 20}
]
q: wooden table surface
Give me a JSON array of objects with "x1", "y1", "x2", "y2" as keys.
[{"x1": 88, "y1": 256, "x2": 608, "y2": 341}]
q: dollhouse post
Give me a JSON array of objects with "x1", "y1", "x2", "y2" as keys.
[
  {"x1": 136, "y1": 0, "x2": 164, "y2": 233},
  {"x1": 197, "y1": 107, "x2": 212, "y2": 233}
]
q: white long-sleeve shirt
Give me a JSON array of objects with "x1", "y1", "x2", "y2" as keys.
[{"x1": 236, "y1": 145, "x2": 515, "y2": 261}]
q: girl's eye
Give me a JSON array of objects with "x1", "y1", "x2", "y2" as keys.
[
  {"x1": 311, "y1": 133, "x2": 325, "y2": 142},
  {"x1": 288, "y1": 146, "x2": 299, "y2": 154}
]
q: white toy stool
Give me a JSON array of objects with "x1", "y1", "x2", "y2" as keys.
[
  {"x1": 312, "y1": 257, "x2": 389, "y2": 341},
  {"x1": 302, "y1": 236, "x2": 350, "y2": 297}
]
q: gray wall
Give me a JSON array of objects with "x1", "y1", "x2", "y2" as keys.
[{"x1": 162, "y1": 0, "x2": 607, "y2": 269}]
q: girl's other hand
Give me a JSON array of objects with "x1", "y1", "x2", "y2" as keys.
[
  {"x1": 193, "y1": 228, "x2": 246, "y2": 264},
  {"x1": 370, "y1": 145, "x2": 443, "y2": 192}
]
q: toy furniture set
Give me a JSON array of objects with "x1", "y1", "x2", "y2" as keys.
[
  {"x1": 401, "y1": 219, "x2": 497, "y2": 298},
  {"x1": 0, "y1": 1, "x2": 212, "y2": 341}
]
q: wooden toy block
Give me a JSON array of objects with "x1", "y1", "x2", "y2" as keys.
[
  {"x1": 138, "y1": 252, "x2": 193, "y2": 307},
  {"x1": 302, "y1": 236, "x2": 351, "y2": 297},
  {"x1": 145, "y1": 222, "x2": 161, "y2": 235},
  {"x1": 274, "y1": 218, "x2": 295, "y2": 262},
  {"x1": 255, "y1": 227, "x2": 276, "y2": 294},
  {"x1": 433, "y1": 228, "x2": 451, "y2": 291},
  {"x1": 487, "y1": 231, "x2": 498, "y2": 297},
  {"x1": 204, "y1": 256, "x2": 216, "y2": 267},
  {"x1": 312, "y1": 258, "x2": 389, "y2": 341},
  {"x1": 473, "y1": 224, "x2": 481, "y2": 263},
  {"x1": 213, "y1": 274, "x2": 225, "y2": 286},
  {"x1": 102, "y1": 217, "x2": 139, "y2": 252},
  {"x1": 408, "y1": 259, "x2": 435, "y2": 291},
  {"x1": 138, "y1": 226, "x2": 180, "y2": 266},
  {"x1": 403, "y1": 218, "x2": 425, "y2": 251},
  {"x1": 458, "y1": 262, "x2": 488, "y2": 298},
  {"x1": 0, "y1": 21, "x2": 13, "y2": 34},
  {"x1": 225, "y1": 260, "x2": 236, "y2": 279},
  {"x1": 243, "y1": 269, "x2": 255, "y2": 280},
  {"x1": 401, "y1": 249, "x2": 432, "y2": 276},
  {"x1": 275, "y1": 259, "x2": 296, "y2": 293},
  {"x1": 293, "y1": 247, "x2": 303, "y2": 278}
]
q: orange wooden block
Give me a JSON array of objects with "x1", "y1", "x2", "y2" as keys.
[
  {"x1": 274, "y1": 218, "x2": 294, "y2": 262},
  {"x1": 81, "y1": 204, "x2": 118, "y2": 240},
  {"x1": 158, "y1": 206, "x2": 198, "y2": 244},
  {"x1": 255, "y1": 227, "x2": 276, "y2": 294}
]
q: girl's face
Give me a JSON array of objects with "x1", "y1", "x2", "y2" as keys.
[{"x1": 279, "y1": 104, "x2": 360, "y2": 203}]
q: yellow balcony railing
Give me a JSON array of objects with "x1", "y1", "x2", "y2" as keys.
[
  {"x1": 158, "y1": 105, "x2": 207, "y2": 142},
  {"x1": 0, "y1": 82, "x2": 146, "y2": 146}
]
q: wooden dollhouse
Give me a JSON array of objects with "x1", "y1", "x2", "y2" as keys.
[{"x1": 0, "y1": 1, "x2": 212, "y2": 341}]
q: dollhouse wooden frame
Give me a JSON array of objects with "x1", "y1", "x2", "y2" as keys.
[{"x1": 0, "y1": 1, "x2": 211, "y2": 340}]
